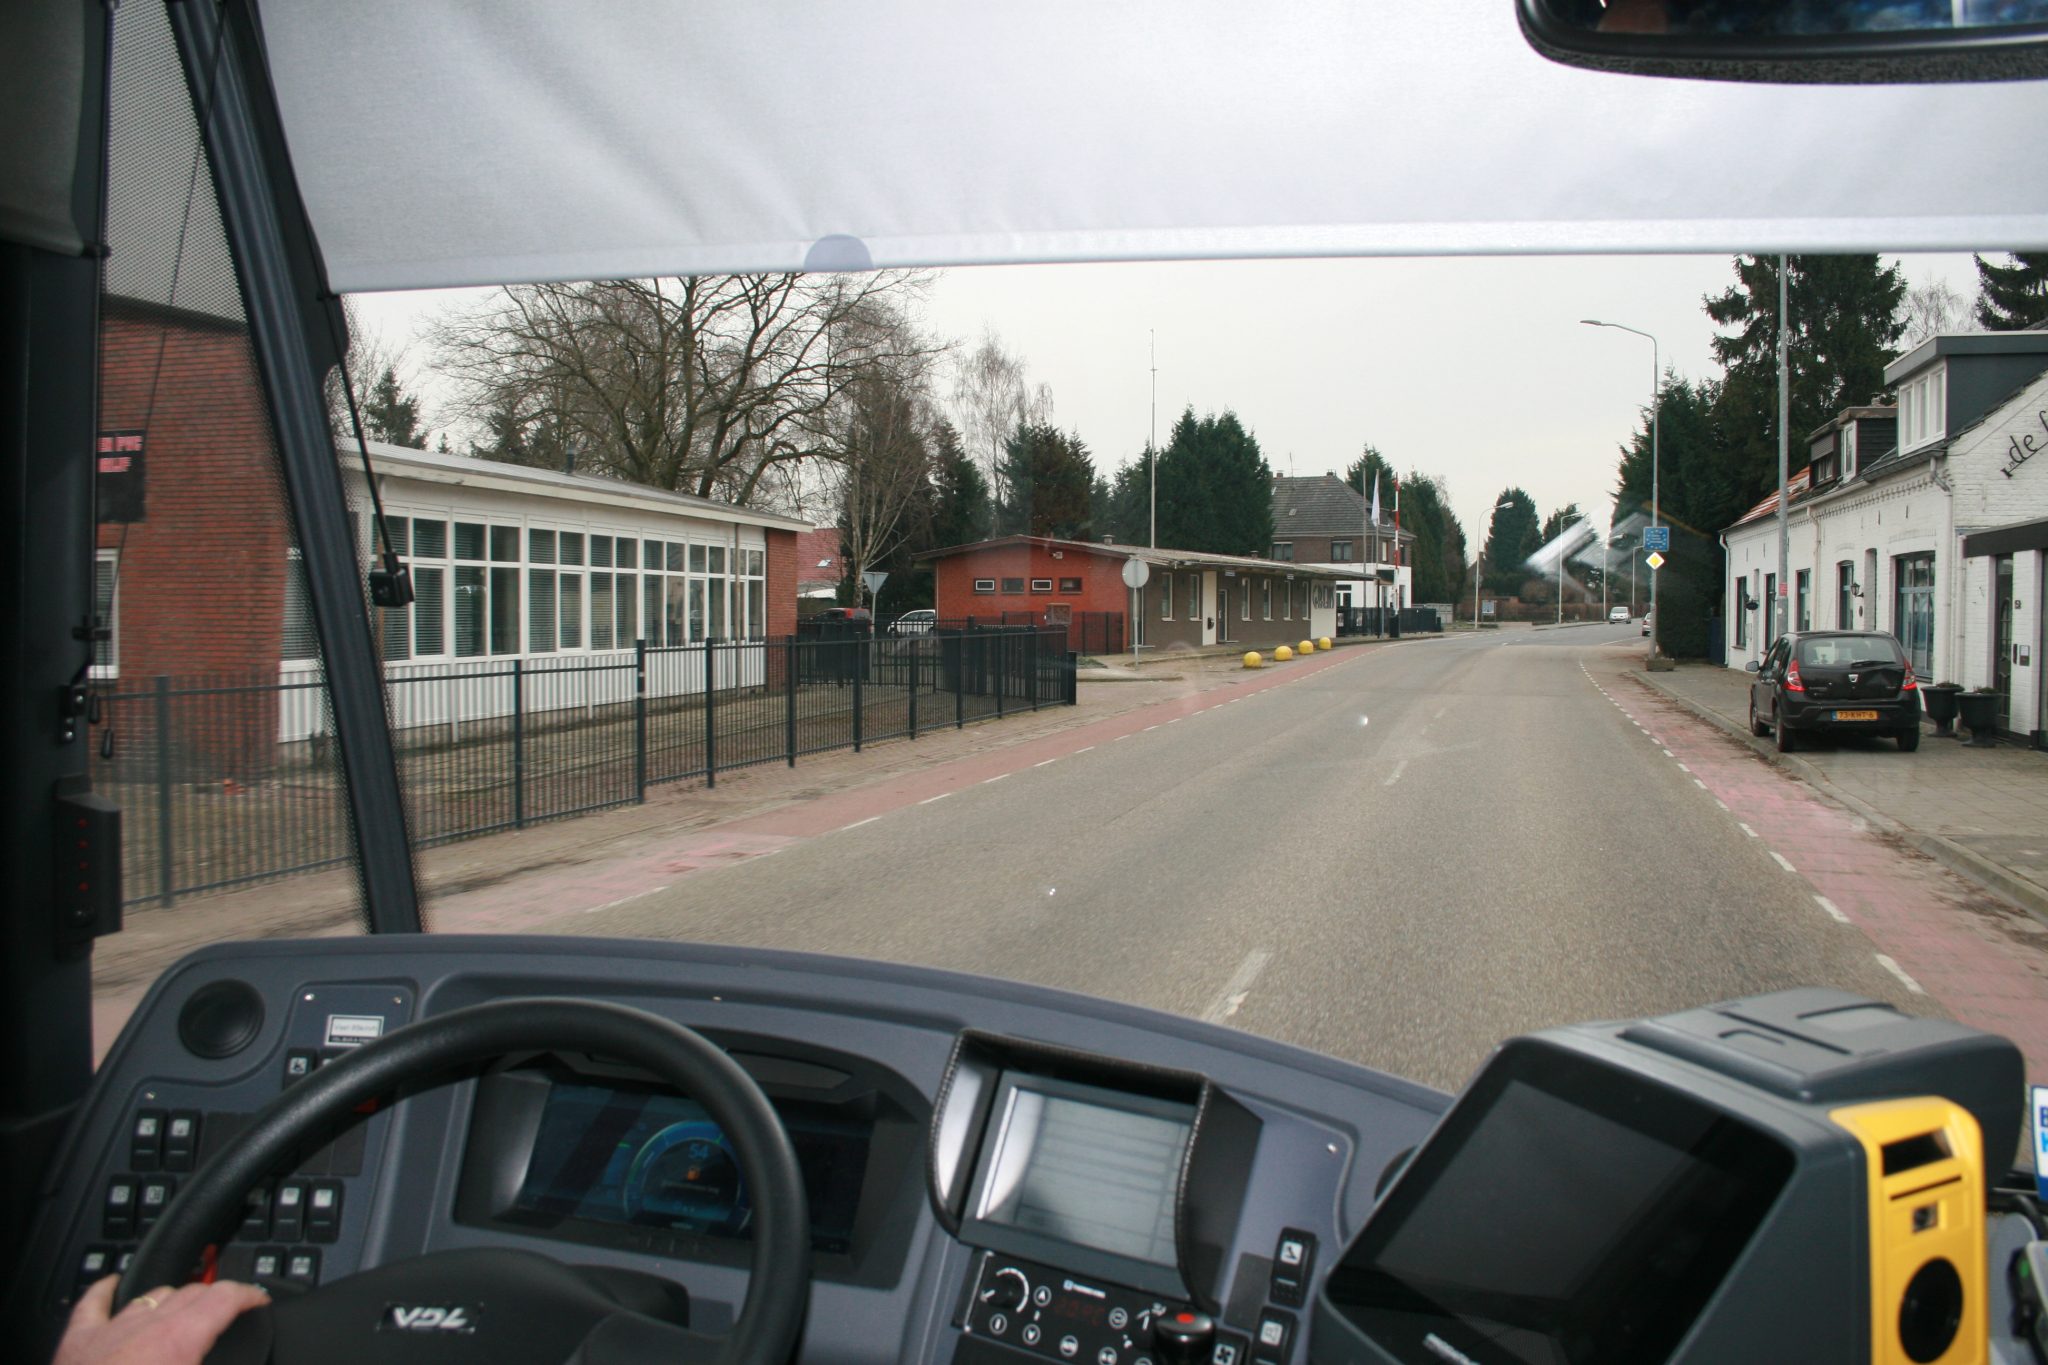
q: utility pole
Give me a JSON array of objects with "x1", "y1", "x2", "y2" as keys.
[
  {"x1": 1776, "y1": 256, "x2": 1791, "y2": 644},
  {"x1": 1149, "y1": 330, "x2": 1157, "y2": 550}
]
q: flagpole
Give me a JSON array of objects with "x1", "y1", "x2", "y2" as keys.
[{"x1": 1393, "y1": 475, "x2": 1402, "y2": 630}]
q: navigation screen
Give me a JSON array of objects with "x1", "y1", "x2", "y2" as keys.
[
  {"x1": 1325, "y1": 1050, "x2": 1790, "y2": 1365},
  {"x1": 510, "y1": 1081, "x2": 871, "y2": 1254},
  {"x1": 974, "y1": 1079, "x2": 1193, "y2": 1267}
]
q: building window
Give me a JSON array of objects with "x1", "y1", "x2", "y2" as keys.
[
  {"x1": 283, "y1": 551, "x2": 319, "y2": 662},
  {"x1": 1893, "y1": 553, "x2": 1935, "y2": 676},
  {"x1": 1000, "y1": 577, "x2": 1025, "y2": 594},
  {"x1": 1031, "y1": 578, "x2": 1053, "y2": 593},
  {"x1": 1329, "y1": 539, "x2": 1353, "y2": 562},
  {"x1": 1185, "y1": 573, "x2": 1201, "y2": 620},
  {"x1": 1261, "y1": 578, "x2": 1272, "y2": 620},
  {"x1": 92, "y1": 550, "x2": 119, "y2": 677},
  {"x1": 1058, "y1": 576, "x2": 1082, "y2": 592},
  {"x1": 1795, "y1": 569, "x2": 1811, "y2": 631},
  {"x1": 1299, "y1": 581, "x2": 1310, "y2": 618},
  {"x1": 1272, "y1": 542, "x2": 1294, "y2": 562},
  {"x1": 973, "y1": 578, "x2": 996, "y2": 594},
  {"x1": 1239, "y1": 580, "x2": 1250, "y2": 621},
  {"x1": 1282, "y1": 579, "x2": 1292, "y2": 620},
  {"x1": 1734, "y1": 578, "x2": 1747, "y2": 649},
  {"x1": 1836, "y1": 561, "x2": 1855, "y2": 630},
  {"x1": 1161, "y1": 572, "x2": 1173, "y2": 620}
]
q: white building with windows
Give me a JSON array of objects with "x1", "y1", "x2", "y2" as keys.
[
  {"x1": 1722, "y1": 332, "x2": 2048, "y2": 746},
  {"x1": 279, "y1": 441, "x2": 809, "y2": 740}
]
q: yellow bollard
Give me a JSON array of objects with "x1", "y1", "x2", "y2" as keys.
[
  {"x1": 1318, "y1": 636, "x2": 1333, "y2": 651},
  {"x1": 1242, "y1": 651, "x2": 1263, "y2": 669},
  {"x1": 1298, "y1": 640, "x2": 1314, "y2": 654},
  {"x1": 1274, "y1": 645, "x2": 1293, "y2": 662}
]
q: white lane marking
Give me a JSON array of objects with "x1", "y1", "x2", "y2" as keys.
[
  {"x1": 1034, "y1": 758, "x2": 1057, "y2": 767},
  {"x1": 1662, "y1": 749, "x2": 1674, "y2": 758},
  {"x1": 842, "y1": 816, "x2": 880, "y2": 831},
  {"x1": 584, "y1": 885, "x2": 672, "y2": 914},
  {"x1": 1677, "y1": 763, "x2": 1691, "y2": 773},
  {"x1": 1075, "y1": 745, "x2": 1095, "y2": 753},
  {"x1": 1145, "y1": 725, "x2": 1159, "y2": 731},
  {"x1": 1815, "y1": 895, "x2": 1850, "y2": 923},
  {"x1": 1167, "y1": 717, "x2": 1182, "y2": 724},
  {"x1": 1714, "y1": 799, "x2": 1729, "y2": 811},
  {"x1": 1875, "y1": 953, "x2": 1926, "y2": 994},
  {"x1": 1770, "y1": 851, "x2": 1797, "y2": 873},
  {"x1": 984, "y1": 773, "x2": 1009, "y2": 783},
  {"x1": 1203, "y1": 948, "x2": 1274, "y2": 1024},
  {"x1": 919, "y1": 792, "x2": 952, "y2": 805},
  {"x1": 1434, "y1": 707, "x2": 1447, "y2": 720},
  {"x1": 1113, "y1": 734, "x2": 1130, "y2": 742},
  {"x1": 1694, "y1": 778, "x2": 1708, "y2": 789},
  {"x1": 1738, "y1": 822, "x2": 1759, "y2": 838},
  {"x1": 1383, "y1": 759, "x2": 1408, "y2": 788}
]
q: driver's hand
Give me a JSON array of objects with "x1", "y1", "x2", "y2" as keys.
[{"x1": 56, "y1": 1276, "x2": 268, "y2": 1365}]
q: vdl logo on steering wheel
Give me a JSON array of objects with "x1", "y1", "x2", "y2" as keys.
[{"x1": 381, "y1": 1304, "x2": 479, "y2": 1334}]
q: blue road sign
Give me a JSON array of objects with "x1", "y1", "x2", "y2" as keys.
[{"x1": 1642, "y1": 526, "x2": 1671, "y2": 552}]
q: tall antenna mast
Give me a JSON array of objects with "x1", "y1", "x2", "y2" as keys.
[{"x1": 1149, "y1": 330, "x2": 1158, "y2": 549}]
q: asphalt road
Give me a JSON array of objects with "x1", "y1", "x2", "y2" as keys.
[{"x1": 585, "y1": 623, "x2": 1921, "y2": 1094}]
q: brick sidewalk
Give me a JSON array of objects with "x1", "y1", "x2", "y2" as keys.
[{"x1": 1630, "y1": 660, "x2": 2048, "y2": 920}]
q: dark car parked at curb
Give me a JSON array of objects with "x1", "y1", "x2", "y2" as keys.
[{"x1": 1747, "y1": 631, "x2": 1922, "y2": 753}]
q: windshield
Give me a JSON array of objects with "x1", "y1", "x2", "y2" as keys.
[
  {"x1": 83, "y1": 0, "x2": 2048, "y2": 1106},
  {"x1": 1796, "y1": 635, "x2": 1906, "y2": 668}
]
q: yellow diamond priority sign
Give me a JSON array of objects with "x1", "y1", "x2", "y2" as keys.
[{"x1": 1645, "y1": 550, "x2": 1666, "y2": 570}]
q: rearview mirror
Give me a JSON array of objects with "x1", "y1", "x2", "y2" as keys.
[
  {"x1": 1517, "y1": 0, "x2": 2048, "y2": 83},
  {"x1": 1745, "y1": 661, "x2": 1761, "y2": 673}
]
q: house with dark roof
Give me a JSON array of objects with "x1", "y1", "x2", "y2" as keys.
[
  {"x1": 1722, "y1": 331, "x2": 2048, "y2": 745},
  {"x1": 1269, "y1": 474, "x2": 1416, "y2": 611}
]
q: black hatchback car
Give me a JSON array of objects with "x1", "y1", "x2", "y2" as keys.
[{"x1": 1747, "y1": 631, "x2": 1922, "y2": 752}]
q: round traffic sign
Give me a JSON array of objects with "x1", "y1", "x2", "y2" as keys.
[{"x1": 1121, "y1": 557, "x2": 1151, "y2": 589}]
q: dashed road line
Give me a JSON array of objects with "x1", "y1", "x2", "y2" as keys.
[
  {"x1": 1875, "y1": 954, "x2": 1926, "y2": 994},
  {"x1": 984, "y1": 773, "x2": 1009, "y2": 783},
  {"x1": 1075, "y1": 745, "x2": 1095, "y2": 753},
  {"x1": 1034, "y1": 758, "x2": 1058, "y2": 767},
  {"x1": 1815, "y1": 895, "x2": 1850, "y2": 924},
  {"x1": 842, "y1": 816, "x2": 880, "y2": 831},
  {"x1": 1738, "y1": 822, "x2": 1759, "y2": 838},
  {"x1": 1203, "y1": 948, "x2": 1274, "y2": 1024},
  {"x1": 584, "y1": 885, "x2": 672, "y2": 914},
  {"x1": 919, "y1": 792, "x2": 952, "y2": 805},
  {"x1": 1770, "y1": 851, "x2": 1797, "y2": 874},
  {"x1": 1384, "y1": 759, "x2": 1408, "y2": 788}
]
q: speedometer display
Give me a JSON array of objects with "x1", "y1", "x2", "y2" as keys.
[{"x1": 510, "y1": 1081, "x2": 870, "y2": 1251}]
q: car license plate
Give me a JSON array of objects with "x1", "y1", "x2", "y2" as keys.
[{"x1": 1833, "y1": 709, "x2": 1879, "y2": 721}]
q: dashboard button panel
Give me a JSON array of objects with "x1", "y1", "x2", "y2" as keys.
[{"x1": 964, "y1": 1254, "x2": 1248, "y2": 1365}]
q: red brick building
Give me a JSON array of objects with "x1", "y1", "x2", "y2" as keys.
[{"x1": 919, "y1": 536, "x2": 1347, "y2": 652}]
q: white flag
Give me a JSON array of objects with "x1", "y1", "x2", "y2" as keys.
[{"x1": 1369, "y1": 473, "x2": 1381, "y2": 528}]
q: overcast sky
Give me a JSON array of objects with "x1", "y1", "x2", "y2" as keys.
[{"x1": 350, "y1": 251, "x2": 1984, "y2": 556}]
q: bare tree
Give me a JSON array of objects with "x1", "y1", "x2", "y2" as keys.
[
  {"x1": 829, "y1": 308, "x2": 941, "y2": 607},
  {"x1": 327, "y1": 301, "x2": 428, "y2": 444},
  {"x1": 430, "y1": 271, "x2": 936, "y2": 505},
  {"x1": 1900, "y1": 277, "x2": 1974, "y2": 347},
  {"x1": 950, "y1": 328, "x2": 1051, "y2": 509}
]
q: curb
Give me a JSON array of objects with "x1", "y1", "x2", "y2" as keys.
[{"x1": 1624, "y1": 669, "x2": 2048, "y2": 925}]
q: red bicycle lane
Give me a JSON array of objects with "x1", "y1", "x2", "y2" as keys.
[{"x1": 1582, "y1": 653, "x2": 2048, "y2": 1084}]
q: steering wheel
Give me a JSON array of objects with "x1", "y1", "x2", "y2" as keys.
[{"x1": 117, "y1": 999, "x2": 812, "y2": 1365}]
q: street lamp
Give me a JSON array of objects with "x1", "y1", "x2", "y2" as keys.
[{"x1": 1581, "y1": 320, "x2": 1661, "y2": 661}]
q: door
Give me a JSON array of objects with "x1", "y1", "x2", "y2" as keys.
[
  {"x1": 1994, "y1": 555, "x2": 2015, "y2": 730},
  {"x1": 1755, "y1": 639, "x2": 1785, "y2": 722}
]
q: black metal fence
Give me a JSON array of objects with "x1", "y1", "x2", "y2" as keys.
[
  {"x1": 93, "y1": 627, "x2": 1076, "y2": 908},
  {"x1": 1335, "y1": 606, "x2": 1444, "y2": 637}
]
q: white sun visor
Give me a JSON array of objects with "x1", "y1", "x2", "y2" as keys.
[{"x1": 253, "y1": 0, "x2": 2048, "y2": 293}]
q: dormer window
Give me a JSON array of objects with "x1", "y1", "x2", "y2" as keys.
[{"x1": 1899, "y1": 367, "x2": 1945, "y2": 452}]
